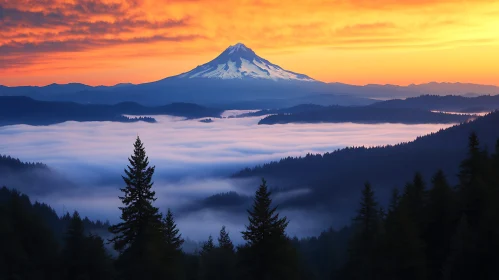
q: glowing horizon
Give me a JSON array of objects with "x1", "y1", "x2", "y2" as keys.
[{"x1": 1, "y1": 0, "x2": 499, "y2": 87}]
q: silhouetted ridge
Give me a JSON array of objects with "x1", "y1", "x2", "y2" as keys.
[
  {"x1": 256, "y1": 105, "x2": 473, "y2": 125},
  {"x1": 0, "y1": 96, "x2": 223, "y2": 126},
  {"x1": 370, "y1": 94, "x2": 499, "y2": 112}
]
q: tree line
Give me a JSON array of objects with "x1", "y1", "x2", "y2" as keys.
[{"x1": 2, "y1": 133, "x2": 499, "y2": 279}]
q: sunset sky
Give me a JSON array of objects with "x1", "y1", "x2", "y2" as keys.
[{"x1": 1, "y1": 0, "x2": 499, "y2": 87}]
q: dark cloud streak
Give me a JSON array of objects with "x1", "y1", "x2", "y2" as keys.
[{"x1": 0, "y1": 0, "x2": 196, "y2": 68}]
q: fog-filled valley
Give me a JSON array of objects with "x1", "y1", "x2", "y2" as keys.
[{"x1": 0, "y1": 112, "x2": 456, "y2": 241}]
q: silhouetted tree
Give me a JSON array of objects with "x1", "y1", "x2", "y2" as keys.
[
  {"x1": 108, "y1": 136, "x2": 165, "y2": 280},
  {"x1": 61, "y1": 211, "x2": 87, "y2": 280},
  {"x1": 240, "y1": 178, "x2": 300, "y2": 280},
  {"x1": 217, "y1": 226, "x2": 236, "y2": 280},
  {"x1": 61, "y1": 211, "x2": 114, "y2": 280},
  {"x1": 199, "y1": 235, "x2": 216, "y2": 280},
  {"x1": 342, "y1": 182, "x2": 382, "y2": 280},
  {"x1": 424, "y1": 170, "x2": 458, "y2": 280},
  {"x1": 163, "y1": 209, "x2": 185, "y2": 280},
  {"x1": 0, "y1": 188, "x2": 59, "y2": 280}
]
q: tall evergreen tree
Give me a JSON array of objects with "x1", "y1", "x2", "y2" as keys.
[
  {"x1": 162, "y1": 209, "x2": 185, "y2": 280},
  {"x1": 218, "y1": 226, "x2": 234, "y2": 253},
  {"x1": 403, "y1": 172, "x2": 427, "y2": 229},
  {"x1": 217, "y1": 226, "x2": 237, "y2": 280},
  {"x1": 387, "y1": 188, "x2": 400, "y2": 216},
  {"x1": 199, "y1": 235, "x2": 216, "y2": 280},
  {"x1": 163, "y1": 209, "x2": 184, "y2": 253},
  {"x1": 241, "y1": 178, "x2": 299, "y2": 280},
  {"x1": 354, "y1": 182, "x2": 380, "y2": 243},
  {"x1": 61, "y1": 211, "x2": 114, "y2": 280},
  {"x1": 424, "y1": 170, "x2": 457, "y2": 280},
  {"x1": 84, "y1": 234, "x2": 115, "y2": 280},
  {"x1": 61, "y1": 211, "x2": 86, "y2": 280},
  {"x1": 201, "y1": 235, "x2": 215, "y2": 255},
  {"x1": 108, "y1": 136, "x2": 165, "y2": 279},
  {"x1": 343, "y1": 182, "x2": 382, "y2": 280},
  {"x1": 442, "y1": 215, "x2": 475, "y2": 280}
]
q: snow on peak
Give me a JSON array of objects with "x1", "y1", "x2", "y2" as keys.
[
  {"x1": 228, "y1": 43, "x2": 249, "y2": 54},
  {"x1": 176, "y1": 43, "x2": 315, "y2": 82}
]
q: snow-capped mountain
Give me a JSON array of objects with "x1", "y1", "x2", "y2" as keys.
[{"x1": 175, "y1": 43, "x2": 315, "y2": 82}]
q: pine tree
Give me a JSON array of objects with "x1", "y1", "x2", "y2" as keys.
[
  {"x1": 162, "y1": 209, "x2": 185, "y2": 280},
  {"x1": 240, "y1": 178, "x2": 299, "y2": 280},
  {"x1": 84, "y1": 234, "x2": 115, "y2": 280},
  {"x1": 109, "y1": 136, "x2": 162, "y2": 251},
  {"x1": 459, "y1": 132, "x2": 483, "y2": 192},
  {"x1": 218, "y1": 226, "x2": 234, "y2": 253},
  {"x1": 381, "y1": 188, "x2": 427, "y2": 280},
  {"x1": 242, "y1": 178, "x2": 288, "y2": 245},
  {"x1": 61, "y1": 211, "x2": 86, "y2": 280},
  {"x1": 217, "y1": 226, "x2": 236, "y2": 280},
  {"x1": 424, "y1": 170, "x2": 457, "y2": 280},
  {"x1": 199, "y1": 235, "x2": 216, "y2": 280},
  {"x1": 163, "y1": 209, "x2": 184, "y2": 253},
  {"x1": 387, "y1": 188, "x2": 400, "y2": 216},
  {"x1": 343, "y1": 182, "x2": 382, "y2": 280},
  {"x1": 354, "y1": 182, "x2": 379, "y2": 242},
  {"x1": 201, "y1": 235, "x2": 215, "y2": 256},
  {"x1": 403, "y1": 172, "x2": 427, "y2": 229},
  {"x1": 108, "y1": 136, "x2": 165, "y2": 279},
  {"x1": 61, "y1": 211, "x2": 114, "y2": 280},
  {"x1": 442, "y1": 215, "x2": 475, "y2": 280}
]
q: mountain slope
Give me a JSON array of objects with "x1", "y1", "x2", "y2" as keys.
[
  {"x1": 175, "y1": 43, "x2": 314, "y2": 82},
  {"x1": 0, "y1": 96, "x2": 223, "y2": 126},
  {"x1": 256, "y1": 105, "x2": 473, "y2": 125},
  {"x1": 370, "y1": 94, "x2": 499, "y2": 112},
  {"x1": 0, "y1": 155, "x2": 74, "y2": 195},
  {"x1": 233, "y1": 111, "x2": 499, "y2": 226}
]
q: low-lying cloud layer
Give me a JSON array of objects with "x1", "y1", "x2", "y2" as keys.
[{"x1": 0, "y1": 114, "x2": 453, "y2": 240}]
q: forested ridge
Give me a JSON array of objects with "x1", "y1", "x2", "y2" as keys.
[
  {"x1": 0, "y1": 155, "x2": 47, "y2": 171},
  {"x1": 257, "y1": 106, "x2": 472, "y2": 125},
  {"x1": 0, "y1": 96, "x2": 223, "y2": 127},
  {"x1": 2, "y1": 133, "x2": 499, "y2": 279},
  {"x1": 235, "y1": 111, "x2": 499, "y2": 214},
  {"x1": 370, "y1": 94, "x2": 499, "y2": 112}
]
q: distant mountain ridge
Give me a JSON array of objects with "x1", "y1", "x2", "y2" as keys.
[
  {"x1": 370, "y1": 94, "x2": 499, "y2": 112},
  {"x1": 1, "y1": 43, "x2": 499, "y2": 106},
  {"x1": 0, "y1": 96, "x2": 223, "y2": 127},
  {"x1": 256, "y1": 105, "x2": 474, "y2": 125}
]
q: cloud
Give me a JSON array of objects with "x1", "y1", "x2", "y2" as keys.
[
  {"x1": 1, "y1": 0, "x2": 498, "y2": 78},
  {"x1": 0, "y1": 0, "x2": 196, "y2": 68},
  {"x1": 0, "y1": 34, "x2": 203, "y2": 55},
  {"x1": 335, "y1": 22, "x2": 398, "y2": 37},
  {"x1": 0, "y1": 114, "x2": 453, "y2": 240}
]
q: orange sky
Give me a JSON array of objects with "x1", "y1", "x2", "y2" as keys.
[{"x1": 1, "y1": 0, "x2": 499, "y2": 86}]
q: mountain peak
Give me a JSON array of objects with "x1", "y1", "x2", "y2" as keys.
[
  {"x1": 227, "y1": 43, "x2": 249, "y2": 54},
  {"x1": 175, "y1": 43, "x2": 315, "y2": 82}
]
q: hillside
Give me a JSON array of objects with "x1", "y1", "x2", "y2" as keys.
[
  {"x1": 0, "y1": 96, "x2": 223, "y2": 127},
  {"x1": 370, "y1": 94, "x2": 499, "y2": 112},
  {"x1": 234, "y1": 111, "x2": 499, "y2": 225},
  {"x1": 0, "y1": 154, "x2": 74, "y2": 195},
  {"x1": 256, "y1": 105, "x2": 472, "y2": 125},
  {"x1": 0, "y1": 187, "x2": 110, "y2": 241}
]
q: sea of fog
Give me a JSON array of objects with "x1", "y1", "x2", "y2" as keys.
[{"x1": 0, "y1": 111, "x2": 455, "y2": 242}]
